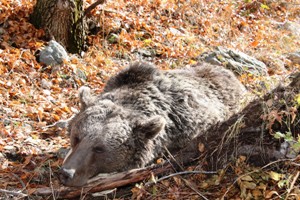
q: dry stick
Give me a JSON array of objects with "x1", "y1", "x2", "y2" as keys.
[
  {"x1": 221, "y1": 158, "x2": 297, "y2": 200},
  {"x1": 80, "y1": 188, "x2": 90, "y2": 200},
  {"x1": 149, "y1": 171, "x2": 216, "y2": 200},
  {"x1": 0, "y1": 189, "x2": 27, "y2": 198},
  {"x1": 162, "y1": 146, "x2": 213, "y2": 200},
  {"x1": 49, "y1": 162, "x2": 56, "y2": 200},
  {"x1": 84, "y1": 0, "x2": 106, "y2": 16},
  {"x1": 11, "y1": 173, "x2": 26, "y2": 189},
  {"x1": 182, "y1": 178, "x2": 209, "y2": 200},
  {"x1": 43, "y1": 115, "x2": 75, "y2": 129},
  {"x1": 164, "y1": 146, "x2": 185, "y2": 171},
  {"x1": 33, "y1": 163, "x2": 174, "y2": 199},
  {"x1": 11, "y1": 173, "x2": 29, "y2": 197},
  {"x1": 149, "y1": 170, "x2": 217, "y2": 185},
  {"x1": 284, "y1": 170, "x2": 300, "y2": 200},
  {"x1": 291, "y1": 162, "x2": 300, "y2": 166}
]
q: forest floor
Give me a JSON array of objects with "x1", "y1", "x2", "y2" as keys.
[{"x1": 0, "y1": 0, "x2": 300, "y2": 199}]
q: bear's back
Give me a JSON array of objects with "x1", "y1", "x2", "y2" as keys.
[
  {"x1": 101, "y1": 62, "x2": 245, "y2": 149},
  {"x1": 104, "y1": 62, "x2": 158, "y2": 92}
]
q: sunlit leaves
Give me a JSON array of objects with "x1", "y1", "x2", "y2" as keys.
[
  {"x1": 260, "y1": 4, "x2": 270, "y2": 10},
  {"x1": 295, "y1": 94, "x2": 300, "y2": 106}
]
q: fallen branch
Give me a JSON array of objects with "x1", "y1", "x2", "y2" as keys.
[
  {"x1": 84, "y1": 0, "x2": 106, "y2": 16},
  {"x1": 0, "y1": 189, "x2": 27, "y2": 198},
  {"x1": 33, "y1": 163, "x2": 174, "y2": 199},
  {"x1": 34, "y1": 164, "x2": 217, "y2": 199}
]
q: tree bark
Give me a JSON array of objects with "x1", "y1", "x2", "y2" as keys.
[{"x1": 30, "y1": 0, "x2": 87, "y2": 53}]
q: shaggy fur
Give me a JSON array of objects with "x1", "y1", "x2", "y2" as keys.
[{"x1": 60, "y1": 62, "x2": 246, "y2": 186}]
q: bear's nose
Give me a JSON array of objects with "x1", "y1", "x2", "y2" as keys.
[{"x1": 59, "y1": 168, "x2": 75, "y2": 184}]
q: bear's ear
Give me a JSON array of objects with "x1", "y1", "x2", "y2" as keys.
[
  {"x1": 138, "y1": 116, "x2": 166, "y2": 140},
  {"x1": 78, "y1": 86, "x2": 94, "y2": 111}
]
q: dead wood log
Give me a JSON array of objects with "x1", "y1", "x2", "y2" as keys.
[
  {"x1": 33, "y1": 73, "x2": 300, "y2": 199},
  {"x1": 33, "y1": 163, "x2": 174, "y2": 198}
]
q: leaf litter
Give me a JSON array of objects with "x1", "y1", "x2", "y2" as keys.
[{"x1": 0, "y1": 0, "x2": 300, "y2": 199}]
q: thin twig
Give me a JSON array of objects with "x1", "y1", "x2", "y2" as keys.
[
  {"x1": 145, "y1": 170, "x2": 217, "y2": 186},
  {"x1": 43, "y1": 115, "x2": 75, "y2": 129},
  {"x1": 0, "y1": 189, "x2": 27, "y2": 198},
  {"x1": 291, "y1": 162, "x2": 300, "y2": 166},
  {"x1": 145, "y1": 169, "x2": 216, "y2": 200},
  {"x1": 49, "y1": 162, "x2": 56, "y2": 200},
  {"x1": 260, "y1": 158, "x2": 297, "y2": 170},
  {"x1": 284, "y1": 171, "x2": 300, "y2": 200},
  {"x1": 182, "y1": 178, "x2": 209, "y2": 200},
  {"x1": 11, "y1": 173, "x2": 29, "y2": 196},
  {"x1": 163, "y1": 146, "x2": 184, "y2": 171},
  {"x1": 11, "y1": 173, "x2": 26, "y2": 189},
  {"x1": 84, "y1": 0, "x2": 106, "y2": 16}
]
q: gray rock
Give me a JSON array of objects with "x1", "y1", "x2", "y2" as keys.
[
  {"x1": 200, "y1": 46, "x2": 268, "y2": 76},
  {"x1": 39, "y1": 40, "x2": 69, "y2": 66}
]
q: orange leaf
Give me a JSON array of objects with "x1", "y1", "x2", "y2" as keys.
[
  {"x1": 250, "y1": 40, "x2": 259, "y2": 47},
  {"x1": 61, "y1": 106, "x2": 71, "y2": 113},
  {"x1": 37, "y1": 108, "x2": 44, "y2": 120},
  {"x1": 52, "y1": 114, "x2": 60, "y2": 121}
]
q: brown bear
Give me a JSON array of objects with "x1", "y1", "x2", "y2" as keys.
[{"x1": 59, "y1": 62, "x2": 246, "y2": 186}]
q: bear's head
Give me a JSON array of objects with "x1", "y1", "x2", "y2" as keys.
[{"x1": 59, "y1": 87, "x2": 165, "y2": 187}]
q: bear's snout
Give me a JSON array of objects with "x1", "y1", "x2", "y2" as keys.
[{"x1": 59, "y1": 167, "x2": 75, "y2": 185}]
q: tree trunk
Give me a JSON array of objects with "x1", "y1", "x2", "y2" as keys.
[{"x1": 30, "y1": 0, "x2": 87, "y2": 53}]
